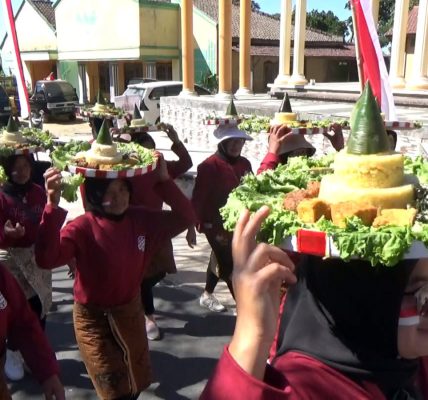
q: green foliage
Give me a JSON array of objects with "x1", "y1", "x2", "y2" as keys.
[{"x1": 306, "y1": 10, "x2": 348, "y2": 39}]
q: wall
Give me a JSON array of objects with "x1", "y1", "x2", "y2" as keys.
[
  {"x1": 139, "y1": 2, "x2": 180, "y2": 61},
  {"x1": 58, "y1": 60, "x2": 79, "y2": 92},
  {"x1": 305, "y1": 57, "x2": 328, "y2": 82},
  {"x1": 55, "y1": 0, "x2": 140, "y2": 60},
  {"x1": 193, "y1": 7, "x2": 217, "y2": 85},
  {"x1": 15, "y1": 2, "x2": 57, "y2": 52}
]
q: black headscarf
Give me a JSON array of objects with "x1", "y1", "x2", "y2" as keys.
[
  {"x1": 217, "y1": 139, "x2": 242, "y2": 165},
  {"x1": 1, "y1": 155, "x2": 34, "y2": 199},
  {"x1": 84, "y1": 178, "x2": 132, "y2": 221},
  {"x1": 275, "y1": 256, "x2": 419, "y2": 398}
]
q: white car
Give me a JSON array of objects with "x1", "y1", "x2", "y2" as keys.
[{"x1": 115, "y1": 81, "x2": 211, "y2": 124}]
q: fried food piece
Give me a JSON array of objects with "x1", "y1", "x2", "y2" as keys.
[
  {"x1": 306, "y1": 181, "x2": 321, "y2": 197},
  {"x1": 283, "y1": 189, "x2": 310, "y2": 212},
  {"x1": 372, "y1": 208, "x2": 417, "y2": 228},
  {"x1": 297, "y1": 198, "x2": 331, "y2": 223},
  {"x1": 331, "y1": 201, "x2": 378, "y2": 228}
]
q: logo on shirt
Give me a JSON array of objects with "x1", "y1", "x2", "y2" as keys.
[
  {"x1": 0, "y1": 292, "x2": 8, "y2": 309},
  {"x1": 137, "y1": 235, "x2": 146, "y2": 252}
]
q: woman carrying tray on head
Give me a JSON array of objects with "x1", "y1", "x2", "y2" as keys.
[
  {"x1": 35, "y1": 130, "x2": 196, "y2": 399},
  {"x1": 201, "y1": 207, "x2": 428, "y2": 400},
  {"x1": 0, "y1": 116, "x2": 53, "y2": 382},
  {"x1": 257, "y1": 94, "x2": 345, "y2": 174},
  {"x1": 129, "y1": 121, "x2": 193, "y2": 341},
  {"x1": 192, "y1": 112, "x2": 253, "y2": 313}
]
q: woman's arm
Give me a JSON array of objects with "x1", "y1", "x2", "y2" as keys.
[
  {"x1": 35, "y1": 168, "x2": 76, "y2": 269},
  {"x1": 191, "y1": 162, "x2": 214, "y2": 232},
  {"x1": 4, "y1": 265, "x2": 63, "y2": 396},
  {"x1": 201, "y1": 207, "x2": 297, "y2": 399},
  {"x1": 164, "y1": 124, "x2": 193, "y2": 179}
]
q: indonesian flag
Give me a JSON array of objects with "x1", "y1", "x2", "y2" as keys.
[
  {"x1": 351, "y1": 0, "x2": 397, "y2": 121},
  {"x1": 2, "y1": 0, "x2": 31, "y2": 119}
]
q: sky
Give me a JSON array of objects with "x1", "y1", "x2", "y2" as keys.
[{"x1": 257, "y1": 0, "x2": 351, "y2": 21}]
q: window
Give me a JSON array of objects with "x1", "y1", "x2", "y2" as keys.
[
  {"x1": 164, "y1": 85, "x2": 182, "y2": 96},
  {"x1": 149, "y1": 87, "x2": 165, "y2": 100}
]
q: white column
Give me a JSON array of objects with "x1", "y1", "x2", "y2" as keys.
[
  {"x1": 273, "y1": 0, "x2": 292, "y2": 86},
  {"x1": 235, "y1": 0, "x2": 253, "y2": 96},
  {"x1": 389, "y1": 0, "x2": 409, "y2": 88},
  {"x1": 407, "y1": 0, "x2": 428, "y2": 90},
  {"x1": 109, "y1": 62, "x2": 119, "y2": 102},
  {"x1": 289, "y1": 0, "x2": 308, "y2": 86}
]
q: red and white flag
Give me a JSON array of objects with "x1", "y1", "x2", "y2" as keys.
[
  {"x1": 2, "y1": 0, "x2": 31, "y2": 119},
  {"x1": 351, "y1": 0, "x2": 397, "y2": 121}
]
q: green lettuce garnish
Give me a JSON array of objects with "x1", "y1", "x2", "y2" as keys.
[{"x1": 61, "y1": 174, "x2": 85, "y2": 202}]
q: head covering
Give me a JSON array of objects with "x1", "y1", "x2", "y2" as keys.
[
  {"x1": 212, "y1": 125, "x2": 252, "y2": 145},
  {"x1": 132, "y1": 132, "x2": 156, "y2": 149},
  {"x1": 84, "y1": 178, "x2": 131, "y2": 220},
  {"x1": 1, "y1": 154, "x2": 34, "y2": 198},
  {"x1": 278, "y1": 134, "x2": 315, "y2": 156},
  {"x1": 275, "y1": 256, "x2": 419, "y2": 398}
]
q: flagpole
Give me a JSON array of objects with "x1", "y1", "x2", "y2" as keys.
[{"x1": 351, "y1": 0, "x2": 364, "y2": 93}]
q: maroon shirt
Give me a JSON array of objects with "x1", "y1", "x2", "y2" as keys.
[
  {"x1": 35, "y1": 179, "x2": 195, "y2": 307},
  {"x1": 130, "y1": 141, "x2": 192, "y2": 209},
  {"x1": 0, "y1": 263, "x2": 59, "y2": 383},
  {"x1": 201, "y1": 347, "x2": 388, "y2": 400},
  {"x1": 192, "y1": 154, "x2": 252, "y2": 234},
  {"x1": 0, "y1": 183, "x2": 46, "y2": 248},
  {"x1": 257, "y1": 152, "x2": 280, "y2": 175}
]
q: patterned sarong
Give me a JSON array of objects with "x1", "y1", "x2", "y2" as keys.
[{"x1": 73, "y1": 296, "x2": 152, "y2": 399}]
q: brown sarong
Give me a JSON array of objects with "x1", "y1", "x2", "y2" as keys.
[{"x1": 73, "y1": 296, "x2": 152, "y2": 400}]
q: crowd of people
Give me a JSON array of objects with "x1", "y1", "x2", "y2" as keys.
[{"x1": 1, "y1": 106, "x2": 427, "y2": 400}]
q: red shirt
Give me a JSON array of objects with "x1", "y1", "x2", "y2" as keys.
[
  {"x1": 0, "y1": 263, "x2": 59, "y2": 383},
  {"x1": 192, "y1": 154, "x2": 252, "y2": 233},
  {"x1": 257, "y1": 152, "x2": 280, "y2": 175},
  {"x1": 0, "y1": 183, "x2": 46, "y2": 248},
  {"x1": 35, "y1": 179, "x2": 195, "y2": 307},
  {"x1": 201, "y1": 348, "x2": 387, "y2": 400},
  {"x1": 130, "y1": 141, "x2": 192, "y2": 209}
]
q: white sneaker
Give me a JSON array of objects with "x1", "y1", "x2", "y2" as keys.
[
  {"x1": 199, "y1": 293, "x2": 226, "y2": 312},
  {"x1": 5, "y1": 350, "x2": 24, "y2": 381},
  {"x1": 146, "y1": 318, "x2": 161, "y2": 341}
]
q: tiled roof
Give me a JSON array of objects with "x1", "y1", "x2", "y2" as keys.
[
  {"x1": 29, "y1": 0, "x2": 55, "y2": 29},
  {"x1": 193, "y1": 0, "x2": 344, "y2": 44},
  {"x1": 407, "y1": 5, "x2": 418, "y2": 35},
  {"x1": 386, "y1": 5, "x2": 418, "y2": 37},
  {"x1": 232, "y1": 44, "x2": 356, "y2": 59}
]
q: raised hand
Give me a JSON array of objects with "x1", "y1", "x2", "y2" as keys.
[
  {"x1": 268, "y1": 124, "x2": 292, "y2": 155},
  {"x1": 324, "y1": 123, "x2": 345, "y2": 151},
  {"x1": 43, "y1": 168, "x2": 62, "y2": 207},
  {"x1": 229, "y1": 206, "x2": 296, "y2": 379}
]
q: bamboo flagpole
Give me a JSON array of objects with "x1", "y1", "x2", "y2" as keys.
[{"x1": 351, "y1": 0, "x2": 365, "y2": 93}]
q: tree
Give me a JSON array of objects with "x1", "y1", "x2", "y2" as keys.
[
  {"x1": 345, "y1": 0, "x2": 418, "y2": 48},
  {"x1": 306, "y1": 10, "x2": 348, "y2": 39}
]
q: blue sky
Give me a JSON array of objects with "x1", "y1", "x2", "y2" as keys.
[{"x1": 257, "y1": 0, "x2": 351, "y2": 21}]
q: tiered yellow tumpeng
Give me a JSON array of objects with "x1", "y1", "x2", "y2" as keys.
[
  {"x1": 273, "y1": 93, "x2": 297, "y2": 125},
  {"x1": 318, "y1": 82, "x2": 415, "y2": 209}
]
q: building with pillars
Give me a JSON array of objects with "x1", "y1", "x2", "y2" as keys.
[
  {"x1": 389, "y1": 4, "x2": 428, "y2": 89},
  {"x1": 189, "y1": 0, "x2": 357, "y2": 94}
]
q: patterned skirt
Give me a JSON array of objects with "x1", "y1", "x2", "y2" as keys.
[{"x1": 73, "y1": 296, "x2": 152, "y2": 399}]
